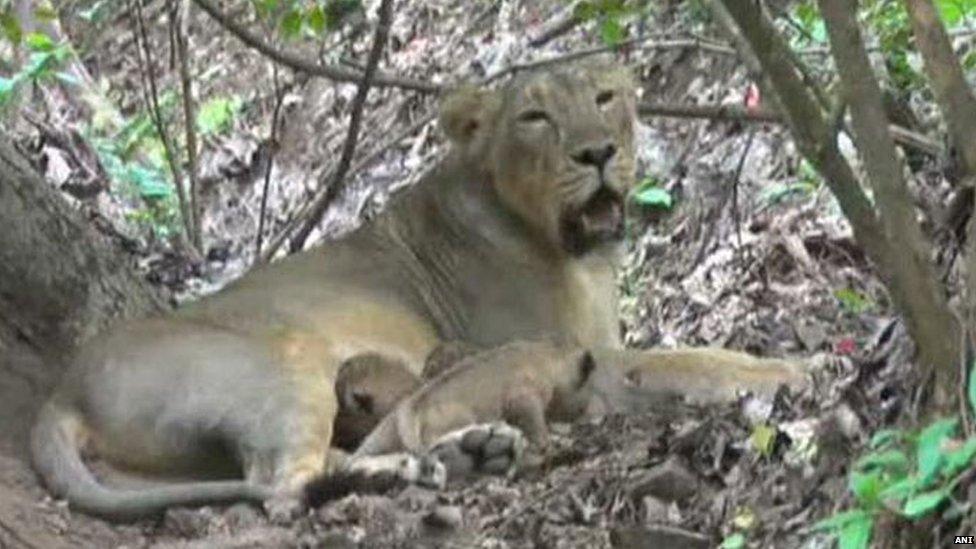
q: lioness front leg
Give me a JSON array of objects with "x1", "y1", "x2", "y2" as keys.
[{"x1": 589, "y1": 347, "x2": 807, "y2": 413}]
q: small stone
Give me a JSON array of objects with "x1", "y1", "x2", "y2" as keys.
[
  {"x1": 641, "y1": 496, "x2": 669, "y2": 523},
  {"x1": 223, "y1": 502, "x2": 262, "y2": 528},
  {"x1": 423, "y1": 505, "x2": 463, "y2": 530},
  {"x1": 317, "y1": 532, "x2": 357, "y2": 548},
  {"x1": 610, "y1": 525, "x2": 710, "y2": 549},
  {"x1": 396, "y1": 485, "x2": 437, "y2": 511},
  {"x1": 630, "y1": 459, "x2": 699, "y2": 502},
  {"x1": 162, "y1": 507, "x2": 212, "y2": 538}
]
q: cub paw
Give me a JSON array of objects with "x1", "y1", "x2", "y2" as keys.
[{"x1": 427, "y1": 422, "x2": 527, "y2": 481}]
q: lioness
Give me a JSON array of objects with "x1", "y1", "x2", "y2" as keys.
[{"x1": 31, "y1": 62, "x2": 803, "y2": 521}]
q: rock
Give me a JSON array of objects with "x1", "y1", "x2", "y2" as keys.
[
  {"x1": 610, "y1": 525, "x2": 711, "y2": 549},
  {"x1": 316, "y1": 532, "x2": 358, "y2": 548},
  {"x1": 641, "y1": 496, "x2": 670, "y2": 524},
  {"x1": 223, "y1": 503, "x2": 262, "y2": 529},
  {"x1": 396, "y1": 485, "x2": 437, "y2": 512},
  {"x1": 630, "y1": 459, "x2": 699, "y2": 502},
  {"x1": 423, "y1": 505, "x2": 463, "y2": 530},
  {"x1": 162, "y1": 507, "x2": 213, "y2": 538}
]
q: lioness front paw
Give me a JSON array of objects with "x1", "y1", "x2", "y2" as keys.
[{"x1": 427, "y1": 422, "x2": 527, "y2": 481}]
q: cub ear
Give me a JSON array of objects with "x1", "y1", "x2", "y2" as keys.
[
  {"x1": 575, "y1": 350, "x2": 596, "y2": 389},
  {"x1": 351, "y1": 391, "x2": 375, "y2": 415},
  {"x1": 439, "y1": 85, "x2": 501, "y2": 148}
]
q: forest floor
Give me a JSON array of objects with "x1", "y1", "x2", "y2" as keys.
[{"x1": 0, "y1": 0, "x2": 961, "y2": 547}]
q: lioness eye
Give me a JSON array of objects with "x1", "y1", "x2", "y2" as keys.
[
  {"x1": 596, "y1": 90, "x2": 615, "y2": 107},
  {"x1": 517, "y1": 110, "x2": 549, "y2": 123}
]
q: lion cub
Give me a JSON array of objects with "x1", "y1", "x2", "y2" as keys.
[
  {"x1": 352, "y1": 339, "x2": 596, "y2": 460},
  {"x1": 333, "y1": 353, "x2": 421, "y2": 451}
]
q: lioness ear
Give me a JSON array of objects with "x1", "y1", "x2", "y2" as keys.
[
  {"x1": 575, "y1": 350, "x2": 596, "y2": 389},
  {"x1": 439, "y1": 85, "x2": 501, "y2": 147}
]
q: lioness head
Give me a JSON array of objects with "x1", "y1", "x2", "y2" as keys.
[{"x1": 441, "y1": 63, "x2": 637, "y2": 256}]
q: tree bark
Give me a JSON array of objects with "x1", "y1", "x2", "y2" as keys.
[
  {"x1": 0, "y1": 136, "x2": 165, "y2": 357},
  {"x1": 819, "y1": 0, "x2": 960, "y2": 405}
]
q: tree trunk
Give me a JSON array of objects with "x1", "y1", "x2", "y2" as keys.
[{"x1": 0, "y1": 136, "x2": 166, "y2": 356}]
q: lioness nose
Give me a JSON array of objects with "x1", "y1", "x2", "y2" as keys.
[{"x1": 572, "y1": 142, "x2": 617, "y2": 170}]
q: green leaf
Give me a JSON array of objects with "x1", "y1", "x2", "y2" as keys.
[
  {"x1": 720, "y1": 532, "x2": 746, "y2": 549},
  {"x1": 599, "y1": 17, "x2": 624, "y2": 46},
  {"x1": 903, "y1": 489, "x2": 948, "y2": 519},
  {"x1": 969, "y1": 357, "x2": 976, "y2": 417},
  {"x1": 917, "y1": 418, "x2": 958, "y2": 487},
  {"x1": 761, "y1": 181, "x2": 816, "y2": 205},
  {"x1": 879, "y1": 476, "x2": 920, "y2": 502},
  {"x1": 834, "y1": 288, "x2": 873, "y2": 314},
  {"x1": 280, "y1": 8, "x2": 303, "y2": 39},
  {"x1": 254, "y1": 0, "x2": 279, "y2": 18},
  {"x1": 1, "y1": 10, "x2": 21, "y2": 45},
  {"x1": 812, "y1": 509, "x2": 871, "y2": 532},
  {"x1": 849, "y1": 470, "x2": 883, "y2": 507},
  {"x1": 24, "y1": 32, "x2": 54, "y2": 52},
  {"x1": 196, "y1": 96, "x2": 241, "y2": 136},
  {"x1": 632, "y1": 185, "x2": 673, "y2": 209},
  {"x1": 838, "y1": 513, "x2": 873, "y2": 549},
  {"x1": 855, "y1": 450, "x2": 909, "y2": 474},
  {"x1": 751, "y1": 424, "x2": 777, "y2": 457},
  {"x1": 869, "y1": 429, "x2": 903, "y2": 449},
  {"x1": 0, "y1": 76, "x2": 17, "y2": 105},
  {"x1": 307, "y1": 5, "x2": 326, "y2": 34},
  {"x1": 34, "y1": 5, "x2": 58, "y2": 21},
  {"x1": 574, "y1": 1, "x2": 598, "y2": 21},
  {"x1": 943, "y1": 438, "x2": 976, "y2": 477}
]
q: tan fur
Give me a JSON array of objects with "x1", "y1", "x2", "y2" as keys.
[
  {"x1": 421, "y1": 340, "x2": 482, "y2": 380},
  {"x1": 31, "y1": 62, "x2": 803, "y2": 521},
  {"x1": 354, "y1": 340, "x2": 596, "y2": 456},
  {"x1": 333, "y1": 353, "x2": 421, "y2": 451}
]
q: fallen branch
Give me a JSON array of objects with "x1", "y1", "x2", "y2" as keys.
[
  {"x1": 638, "y1": 101, "x2": 942, "y2": 156},
  {"x1": 287, "y1": 0, "x2": 394, "y2": 253},
  {"x1": 192, "y1": 0, "x2": 439, "y2": 94}
]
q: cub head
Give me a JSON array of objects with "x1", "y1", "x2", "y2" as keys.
[
  {"x1": 333, "y1": 353, "x2": 421, "y2": 451},
  {"x1": 440, "y1": 62, "x2": 637, "y2": 256}
]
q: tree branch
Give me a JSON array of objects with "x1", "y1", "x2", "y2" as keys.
[
  {"x1": 287, "y1": 0, "x2": 394, "y2": 253},
  {"x1": 715, "y1": 0, "x2": 888, "y2": 261},
  {"x1": 173, "y1": 0, "x2": 202, "y2": 250},
  {"x1": 129, "y1": 0, "x2": 197, "y2": 253},
  {"x1": 820, "y1": 0, "x2": 959, "y2": 403},
  {"x1": 192, "y1": 0, "x2": 439, "y2": 94},
  {"x1": 903, "y1": 0, "x2": 976, "y2": 176}
]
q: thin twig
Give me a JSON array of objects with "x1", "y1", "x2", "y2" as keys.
[
  {"x1": 192, "y1": 0, "x2": 438, "y2": 94},
  {"x1": 485, "y1": 37, "x2": 735, "y2": 84},
  {"x1": 172, "y1": 0, "x2": 202, "y2": 250},
  {"x1": 287, "y1": 0, "x2": 395, "y2": 253},
  {"x1": 258, "y1": 109, "x2": 436, "y2": 263},
  {"x1": 731, "y1": 128, "x2": 756, "y2": 252},
  {"x1": 129, "y1": 0, "x2": 196, "y2": 252},
  {"x1": 255, "y1": 62, "x2": 283, "y2": 263}
]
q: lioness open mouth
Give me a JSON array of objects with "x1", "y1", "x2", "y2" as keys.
[{"x1": 560, "y1": 186, "x2": 625, "y2": 255}]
